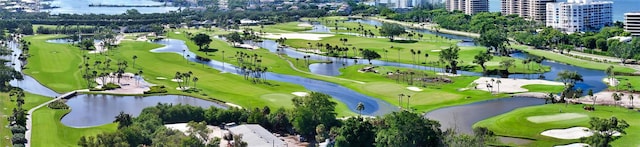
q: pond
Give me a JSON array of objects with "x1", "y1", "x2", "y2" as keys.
[{"x1": 61, "y1": 94, "x2": 227, "y2": 127}]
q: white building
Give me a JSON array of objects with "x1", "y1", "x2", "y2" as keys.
[
  {"x1": 374, "y1": 0, "x2": 426, "y2": 8},
  {"x1": 625, "y1": 12, "x2": 640, "y2": 37},
  {"x1": 502, "y1": 0, "x2": 555, "y2": 22},
  {"x1": 446, "y1": 0, "x2": 488, "y2": 15},
  {"x1": 546, "y1": 0, "x2": 613, "y2": 33},
  {"x1": 228, "y1": 124, "x2": 286, "y2": 147}
]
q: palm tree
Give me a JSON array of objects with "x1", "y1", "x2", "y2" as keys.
[
  {"x1": 588, "y1": 89, "x2": 596, "y2": 107},
  {"x1": 406, "y1": 95, "x2": 411, "y2": 110},
  {"x1": 612, "y1": 93, "x2": 621, "y2": 105},
  {"x1": 356, "y1": 102, "x2": 365, "y2": 116},
  {"x1": 113, "y1": 111, "x2": 132, "y2": 129},
  {"x1": 496, "y1": 79, "x2": 502, "y2": 93},
  {"x1": 397, "y1": 93, "x2": 405, "y2": 109},
  {"x1": 132, "y1": 55, "x2": 138, "y2": 69},
  {"x1": 193, "y1": 77, "x2": 199, "y2": 89}
]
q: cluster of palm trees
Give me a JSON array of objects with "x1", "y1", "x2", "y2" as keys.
[
  {"x1": 521, "y1": 56, "x2": 545, "y2": 78},
  {"x1": 235, "y1": 51, "x2": 268, "y2": 84},
  {"x1": 83, "y1": 55, "x2": 143, "y2": 89},
  {"x1": 484, "y1": 79, "x2": 502, "y2": 94},
  {"x1": 555, "y1": 70, "x2": 584, "y2": 103},
  {"x1": 390, "y1": 69, "x2": 435, "y2": 87},
  {"x1": 611, "y1": 91, "x2": 635, "y2": 107},
  {"x1": 397, "y1": 93, "x2": 412, "y2": 110},
  {"x1": 174, "y1": 71, "x2": 198, "y2": 90}
]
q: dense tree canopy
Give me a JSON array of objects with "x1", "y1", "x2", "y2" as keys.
[
  {"x1": 191, "y1": 33, "x2": 212, "y2": 50},
  {"x1": 375, "y1": 111, "x2": 442, "y2": 146},
  {"x1": 379, "y1": 23, "x2": 406, "y2": 41}
]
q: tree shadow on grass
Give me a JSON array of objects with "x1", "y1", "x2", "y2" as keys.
[{"x1": 391, "y1": 40, "x2": 418, "y2": 44}]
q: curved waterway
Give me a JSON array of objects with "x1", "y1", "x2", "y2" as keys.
[{"x1": 151, "y1": 39, "x2": 399, "y2": 116}]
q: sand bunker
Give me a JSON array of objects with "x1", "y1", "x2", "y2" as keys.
[
  {"x1": 292, "y1": 92, "x2": 309, "y2": 97},
  {"x1": 554, "y1": 143, "x2": 590, "y2": 147},
  {"x1": 156, "y1": 77, "x2": 167, "y2": 80},
  {"x1": 171, "y1": 79, "x2": 183, "y2": 82},
  {"x1": 176, "y1": 87, "x2": 191, "y2": 91},
  {"x1": 225, "y1": 103, "x2": 243, "y2": 109},
  {"x1": 541, "y1": 127, "x2": 621, "y2": 140},
  {"x1": 407, "y1": 87, "x2": 423, "y2": 92},
  {"x1": 174, "y1": 32, "x2": 181, "y2": 34},
  {"x1": 297, "y1": 23, "x2": 313, "y2": 27},
  {"x1": 94, "y1": 73, "x2": 153, "y2": 94},
  {"x1": 431, "y1": 50, "x2": 441, "y2": 52},
  {"x1": 262, "y1": 33, "x2": 334, "y2": 41},
  {"x1": 436, "y1": 73, "x2": 461, "y2": 77},
  {"x1": 527, "y1": 113, "x2": 588, "y2": 123},
  {"x1": 474, "y1": 77, "x2": 563, "y2": 93},
  {"x1": 603, "y1": 78, "x2": 619, "y2": 86}
]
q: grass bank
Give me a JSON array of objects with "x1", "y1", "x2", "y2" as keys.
[
  {"x1": 0, "y1": 92, "x2": 51, "y2": 146},
  {"x1": 513, "y1": 45, "x2": 636, "y2": 74},
  {"x1": 475, "y1": 104, "x2": 640, "y2": 146},
  {"x1": 30, "y1": 107, "x2": 117, "y2": 147}
]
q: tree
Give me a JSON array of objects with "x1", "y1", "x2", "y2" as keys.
[
  {"x1": 335, "y1": 117, "x2": 374, "y2": 147},
  {"x1": 192, "y1": 33, "x2": 212, "y2": 50},
  {"x1": 79, "y1": 39, "x2": 94, "y2": 50},
  {"x1": 556, "y1": 70, "x2": 584, "y2": 85},
  {"x1": 356, "y1": 102, "x2": 365, "y2": 116},
  {"x1": 375, "y1": 111, "x2": 442, "y2": 146},
  {"x1": 500, "y1": 58, "x2": 515, "y2": 72},
  {"x1": 232, "y1": 134, "x2": 248, "y2": 147},
  {"x1": 588, "y1": 89, "x2": 596, "y2": 108},
  {"x1": 291, "y1": 92, "x2": 338, "y2": 139},
  {"x1": 132, "y1": 55, "x2": 138, "y2": 69},
  {"x1": 612, "y1": 93, "x2": 621, "y2": 104},
  {"x1": 473, "y1": 51, "x2": 493, "y2": 75},
  {"x1": 628, "y1": 94, "x2": 634, "y2": 108},
  {"x1": 226, "y1": 32, "x2": 243, "y2": 47},
  {"x1": 113, "y1": 111, "x2": 133, "y2": 129},
  {"x1": 478, "y1": 29, "x2": 508, "y2": 55},
  {"x1": 187, "y1": 121, "x2": 212, "y2": 143},
  {"x1": 361, "y1": 49, "x2": 381, "y2": 65},
  {"x1": 439, "y1": 46, "x2": 460, "y2": 74},
  {"x1": 379, "y1": 23, "x2": 406, "y2": 41},
  {"x1": 495, "y1": 80, "x2": 501, "y2": 93},
  {"x1": 582, "y1": 117, "x2": 629, "y2": 147}
]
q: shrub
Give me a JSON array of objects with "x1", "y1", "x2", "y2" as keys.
[
  {"x1": 11, "y1": 133, "x2": 27, "y2": 144},
  {"x1": 11, "y1": 125, "x2": 26, "y2": 134},
  {"x1": 103, "y1": 83, "x2": 121, "y2": 90},
  {"x1": 144, "y1": 85, "x2": 168, "y2": 94},
  {"x1": 48, "y1": 100, "x2": 70, "y2": 109}
]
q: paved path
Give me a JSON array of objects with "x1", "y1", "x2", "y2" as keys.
[{"x1": 25, "y1": 91, "x2": 77, "y2": 147}]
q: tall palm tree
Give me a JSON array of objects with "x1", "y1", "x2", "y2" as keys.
[
  {"x1": 356, "y1": 102, "x2": 365, "y2": 116},
  {"x1": 132, "y1": 55, "x2": 138, "y2": 69},
  {"x1": 612, "y1": 93, "x2": 620, "y2": 105},
  {"x1": 397, "y1": 93, "x2": 405, "y2": 109},
  {"x1": 496, "y1": 79, "x2": 502, "y2": 93},
  {"x1": 193, "y1": 77, "x2": 198, "y2": 89},
  {"x1": 406, "y1": 95, "x2": 411, "y2": 110}
]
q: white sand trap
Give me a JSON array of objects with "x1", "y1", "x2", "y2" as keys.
[
  {"x1": 297, "y1": 23, "x2": 313, "y2": 27},
  {"x1": 176, "y1": 87, "x2": 191, "y2": 91},
  {"x1": 527, "y1": 113, "x2": 588, "y2": 123},
  {"x1": 156, "y1": 77, "x2": 167, "y2": 80},
  {"x1": 555, "y1": 143, "x2": 589, "y2": 147},
  {"x1": 174, "y1": 32, "x2": 181, "y2": 34},
  {"x1": 292, "y1": 92, "x2": 309, "y2": 97},
  {"x1": 262, "y1": 33, "x2": 334, "y2": 41},
  {"x1": 602, "y1": 78, "x2": 619, "y2": 86},
  {"x1": 407, "y1": 87, "x2": 423, "y2": 91},
  {"x1": 436, "y1": 73, "x2": 461, "y2": 77},
  {"x1": 225, "y1": 103, "x2": 243, "y2": 109},
  {"x1": 431, "y1": 50, "x2": 441, "y2": 52},
  {"x1": 541, "y1": 127, "x2": 621, "y2": 140},
  {"x1": 171, "y1": 79, "x2": 183, "y2": 82},
  {"x1": 474, "y1": 77, "x2": 563, "y2": 93}
]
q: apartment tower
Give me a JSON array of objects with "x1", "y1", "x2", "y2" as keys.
[
  {"x1": 501, "y1": 0, "x2": 555, "y2": 22},
  {"x1": 446, "y1": 0, "x2": 488, "y2": 15},
  {"x1": 625, "y1": 12, "x2": 640, "y2": 37},
  {"x1": 546, "y1": 0, "x2": 613, "y2": 33}
]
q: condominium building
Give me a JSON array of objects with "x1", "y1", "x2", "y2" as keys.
[
  {"x1": 625, "y1": 12, "x2": 640, "y2": 37},
  {"x1": 446, "y1": 0, "x2": 488, "y2": 15},
  {"x1": 546, "y1": 0, "x2": 613, "y2": 33},
  {"x1": 501, "y1": 0, "x2": 555, "y2": 22}
]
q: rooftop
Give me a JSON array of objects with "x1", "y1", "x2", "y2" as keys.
[{"x1": 228, "y1": 124, "x2": 286, "y2": 147}]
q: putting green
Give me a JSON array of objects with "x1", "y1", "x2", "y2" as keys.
[
  {"x1": 526, "y1": 113, "x2": 588, "y2": 123},
  {"x1": 260, "y1": 93, "x2": 295, "y2": 104}
]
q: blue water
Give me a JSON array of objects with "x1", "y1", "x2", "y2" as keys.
[
  {"x1": 44, "y1": 0, "x2": 179, "y2": 14},
  {"x1": 490, "y1": 0, "x2": 637, "y2": 21}
]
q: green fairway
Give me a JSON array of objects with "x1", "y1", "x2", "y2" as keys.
[
  {"x1": 521, "y1": 84, "x2": 565, "y2": 93},
  {"x1": 246, "y1": 22, "x2": 312, "y2": 33},
  {"x1": 23, "y1": 35, "x2": 87, "y2": 92},
  {"x1": 514, "y1": 45, "x2": 636, "y2": 73},
  {"x1": 283, "y1": 34, "x2": 549, "y2": 74},
  {"x1": 474, "y1": 104, "x2": 640, "y2": 146},
  {"x1": 613, "y1": 76, "x2": 640, "y2": 91},
  {"x1": 336, "y1": 64, "x2": 507, "y2": 112},
  {"x1": 30, "y1": 107, "x2": 117, "y2": 147},
  {"x1": 0, "y1": 93, "x2": 51, "y2": 147}
]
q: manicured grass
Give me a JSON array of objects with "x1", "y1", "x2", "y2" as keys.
[
  {"x1": 522, "y1": 84, "x2": 565, "y2": 93},
  {"x1": 613, "y1": 76, "x2": 640, "y2": 91},
  {"x1": 246, "y1": 22, "x2": 312, "y2": 33},
  {"x1": 23, "y1": 35, "x2": 87, "y2": 92},
  {"x1": 283, "y1": 34, "x2": 549, "y2": 74},
  {"x1": 0, "y1": 92, "x2": 51, "y2": 147},
  {"x1": 31, "y1": 107, "x2": 117, "y2": 147},
  {"x1": 514, "y1": 45, "x2": 636, "y2": 74},
  {"x1": 336, "y1": 65, "x2": 508, "y2": 113},
  {"x1": 474, "y1": 104, "x2": 640, "y2": 146}
]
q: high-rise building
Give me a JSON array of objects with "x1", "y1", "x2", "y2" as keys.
[
  {"x1": 625, "y1": 12, "x2": 640, "y2": 37},
  {"x1": 501, "y1": 0, "x2": 555, "y2": 22},
  {"x1": 446, "y1": 0, "x2": 488, "y2": 15},
  {"x1": 546, "y1": 0, "x2": 613, "y2": 33}
]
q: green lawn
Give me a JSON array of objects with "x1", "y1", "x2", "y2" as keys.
[
  {"x1": 0, "y1": 92, "x2": 51, "y2": 147},
  {"x1": 23, "y1": 35, "x2": 86, "y2": 92},
  {"x1": 474, "y1": 104, "x2": 640, "y2": 146},
  {"x1": 30, "y1": 107, "x2": 117, "y2": 147},
  {"x1": 514, "y1": 45, "x2": 636, "y2": 74},
  {"x1": 336, "y1": 65, "x2": 509, "y2": 112},
  {"x1": 283, "y1": 34, "x2": 549, "y2": 74},
  {"x1": 246, "y1": 22, "x2": 312, "y2": 33},
  {"x1": 612, "y1": 76, "x2": 640, "y2": 91},
  {"x1": 521, "y1": 84, "x2": 565, "y2": 93}
]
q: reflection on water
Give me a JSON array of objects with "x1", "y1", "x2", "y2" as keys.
[{"x1": 62, "y1": 94, "x2": 227, "y2": 127}]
